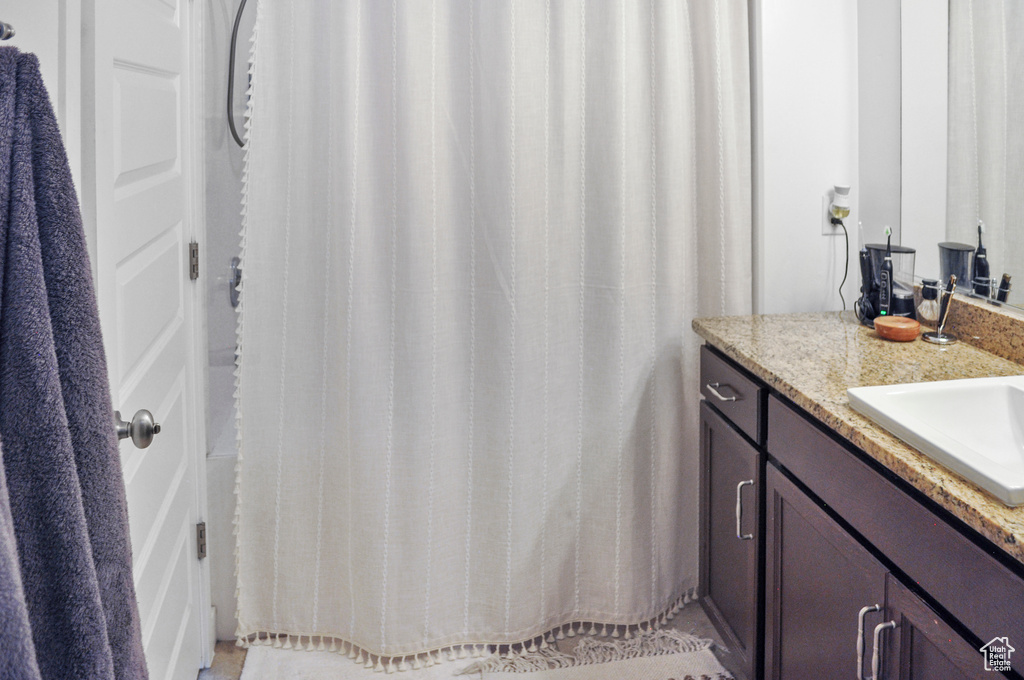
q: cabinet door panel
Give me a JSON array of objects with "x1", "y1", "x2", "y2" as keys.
[
  {"x1": 699, "y1": 402, "x2": 760, "y2": 680},
  {"x1": 765, "y1": 464, "x2": 888, "y2": 680},
  {"x1": 885, "y1": 576, "x2": 987, "y2": 680},
  {"x1": 768, "y1": 396, "x2": 1024, "y2": 644}
]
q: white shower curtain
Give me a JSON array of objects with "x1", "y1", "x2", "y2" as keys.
[{"x1": 235, "y1": 0, "x2": 751, "y2": 665}]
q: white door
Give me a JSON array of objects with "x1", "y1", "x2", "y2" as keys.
[{"x1": 84, "y1": 0, "x2": 210, "y2": 677}]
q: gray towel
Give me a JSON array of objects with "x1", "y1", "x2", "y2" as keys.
[{"x1": 0, "y1": 47, "x2": 148, "y2": 680}]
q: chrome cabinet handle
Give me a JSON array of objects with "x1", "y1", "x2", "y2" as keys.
[
  {"x1": 870, "y1": 620, "x2": 897, "y2": 680},
  {"x1": 735, "y1": 479, "x2": 754, "y2": 540},
  {"x1": 856, "y1": 604, "x2": 881, "y2": 680},
  {"x1": 115, "y1": 409, "x2": 162, "y2": 449},
  {"x1": 705, "y1": 382, "x2": 738, "y2": 402}
]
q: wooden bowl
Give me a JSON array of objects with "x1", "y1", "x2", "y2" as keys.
[{"x1": 874, "y1": 316, "x2": 921, "y2": 342}]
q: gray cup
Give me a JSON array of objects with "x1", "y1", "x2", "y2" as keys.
[{"x1": 938, "y1": 242, "x2": 973, "y2": 286}]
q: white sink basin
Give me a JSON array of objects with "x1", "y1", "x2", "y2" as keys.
[{"x1": 847, "y1": 375, "x2": 1024, "y2": 506}]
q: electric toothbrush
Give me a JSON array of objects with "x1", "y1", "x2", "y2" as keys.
[
  {"x1": 972, "y1": 220, "x2": 991, "y2": 297},
  {"x1": 878, "y1": 226, "x2": 893, "y2": 317}
]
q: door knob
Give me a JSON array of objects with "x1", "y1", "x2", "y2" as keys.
[{"x1": 115, "y1": 409, "x2": 162, "y2": 449}]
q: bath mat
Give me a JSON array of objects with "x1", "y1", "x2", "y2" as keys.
[
  {"x1": 239, "y1": 630, "x2": 732, "y2": 680},
  {"x1": 456, "y1": 630, "x2": 732, "y2": 679}
]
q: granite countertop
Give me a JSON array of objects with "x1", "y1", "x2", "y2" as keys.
[{"x1": 692, "y1": 311, "x2": 1024, "y2": 565}]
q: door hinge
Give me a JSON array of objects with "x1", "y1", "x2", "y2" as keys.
[
  {"x1": 189, "y1": 241, "x2": 200, "y2": 281},
  {"x1": 196, "y1": 522, "x2": 207, "y2": 560}
]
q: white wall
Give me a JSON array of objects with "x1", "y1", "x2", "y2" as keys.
[
  {"x1": 2, "y1": 5, "x2": 59, "y2": 116},
  {"x1": 3, "y1": 1, "x2": 83, "y2": 234},
  {"x1": 754, "y1": 0, "x2": 862, "y2": 314}
]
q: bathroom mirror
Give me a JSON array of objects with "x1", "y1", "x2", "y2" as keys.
[{"x1": 902, "y1": 0, "x2": 1023, "y2": 311}]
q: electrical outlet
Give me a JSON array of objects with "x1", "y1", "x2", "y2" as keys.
[{"x1": 821, "y1": 194, "x2": 839, "y2": 235}]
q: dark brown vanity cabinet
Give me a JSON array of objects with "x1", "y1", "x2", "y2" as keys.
[
  {"x1": 699, "y1": 346, "x2": 765, "y2": 680},
  {"x1": 767, "y1": 394, "x2": 1023, "y2": 680},
  {"x1": 699, "y1": 401, "x2": 761, "y2": 680},
  {"x1": 764, "y1": 464, "x2": 987, "y2": 680},
  {"x1": 883, "y1": 575, "x2": 987, "y2": 680},
  {"x1": 699, "y1": 343, "x2": 1024, "y2": 680},
  {"x1": 764, "y1": 464, "x2": 887, "y2": 680}
]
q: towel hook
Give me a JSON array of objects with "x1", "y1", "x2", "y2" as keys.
[{"x1": 0, "y1": 22, "x2": 14, "y2": 40}]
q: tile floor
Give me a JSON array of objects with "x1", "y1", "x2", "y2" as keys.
[
  {"x1": 196, "y1": 603, "x2": 738, "y2": 680},
  {"x1": 198, "y1": 641, "x2": 246, "y2": 680}
]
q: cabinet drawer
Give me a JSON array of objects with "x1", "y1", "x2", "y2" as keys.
[
  {"x1": 767, "y1": 395, "x2": 1024, "y2": 647},
  {"x1": 700, "y1": 345, "x2": 765, "y2": 444}
]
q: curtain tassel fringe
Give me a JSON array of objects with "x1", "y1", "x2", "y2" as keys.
[{"x1": 233, "y1": 587, "x2": 703, "y2": 672}]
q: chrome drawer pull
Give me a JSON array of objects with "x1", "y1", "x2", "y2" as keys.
[
  {"x1": 870, "y1": 620, "x2": 897, "y2": 680},
  {"x1": 706, "y1": 382, "x2": 738, "y2": 402},
  {"x1": 856, "y1": 604, "x2": 881, "y2": 680},
  {"x1": 735, "y1": 479, "x2": 754, "y2": 540}
]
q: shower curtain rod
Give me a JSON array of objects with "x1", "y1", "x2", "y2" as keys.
[{"x1": 0, "y1": 22, "x2": 15, "y2": 40}]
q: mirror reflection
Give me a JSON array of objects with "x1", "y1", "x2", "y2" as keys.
[{"x1": 909, "y1": 0, "x2": 1022, "y2": 310}]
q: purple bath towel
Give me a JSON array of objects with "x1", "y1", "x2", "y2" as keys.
[
  {"x1": 0, "y1": 448, "x2": 40, "y2": 680},
  {"x1": 0, "y1": 47, "x2": 148, "y2": 679}
]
